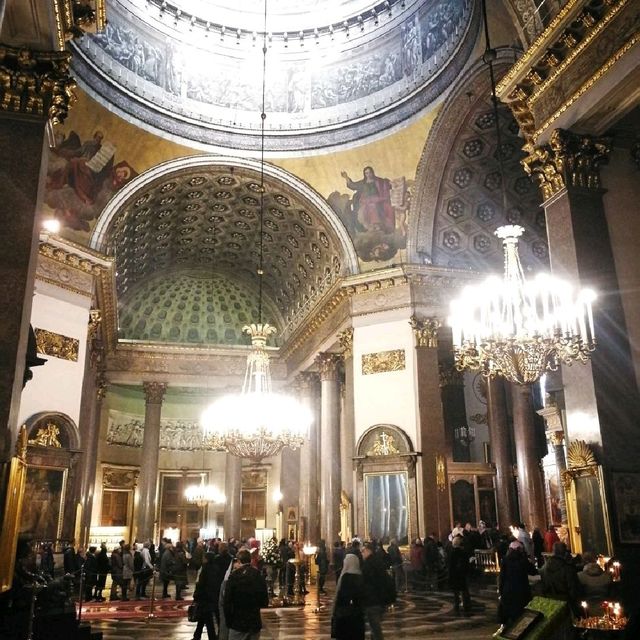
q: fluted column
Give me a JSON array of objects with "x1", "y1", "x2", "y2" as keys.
[
  {"x1": 224, "y1": 453, "x2": 242, "y2": 540},
  {"x1": 487, "y1": 377, "x2": 518, "y2": 529},
  {"x1": 338, "y1": 329, "x2": 355, "y2": 522},
  {"x1": 295, "y1": 372, "x2": 319, "y2": 543},
  {"x1": 511, "y1": 383, "x2": 547, "y2": 531},
  {"x1": 316, "y1": 353, "x2": 342, "y2": 545},
  {"x1": 135, "y1": 382, "x2": 167, "y2": 541},
  {"x1": 411, "y1": 317, "x2": 451, "y2": 539}
]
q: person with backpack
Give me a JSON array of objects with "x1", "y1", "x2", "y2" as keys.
[{"x1": 361, "y1": 542, "x2": 395, "y2": 640}]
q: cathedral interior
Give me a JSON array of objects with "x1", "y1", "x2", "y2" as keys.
[{"x1": 1, "y1": 0, "x2": 640, "y2": 636}]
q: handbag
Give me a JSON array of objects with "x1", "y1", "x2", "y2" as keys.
[{"x1": 187, "y1": 603, "x2": 199, "y2": 623}]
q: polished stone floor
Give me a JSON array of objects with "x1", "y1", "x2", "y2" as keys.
[{"x1": 91, "y1": 581, "x2": 501, "y2": 639}]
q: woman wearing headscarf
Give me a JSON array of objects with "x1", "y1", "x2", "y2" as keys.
[
  {"x1": 331, "y1": 553, "x2": 365, "y2": 640},
  {"x1": 498, "y1": 541, "x2": 538, "y2": 627}
]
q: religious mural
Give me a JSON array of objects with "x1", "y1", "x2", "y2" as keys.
[
  {"x1": 44, "y1": 128, "x2": 138, "y2": 232},
  {"x1": 330, "y1": 166, "x2": 410, "y2": 263},
  {"x1": 19, "y1": 467, "x2": 66, "y2": 540}
]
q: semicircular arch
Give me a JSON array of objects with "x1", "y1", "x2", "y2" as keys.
[{"x1": 24, "y1": 411, "x2": 81, "y2": 451}]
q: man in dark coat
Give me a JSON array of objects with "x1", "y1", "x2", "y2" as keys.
[
  {"x1": 83, "y1": 546, "x2": 98, "y2": 602},
  {"x1": 448, "y1": 536, "x2": 471, "y2": 615},
  {"x1": 223, "y1": 549, "x2": 269, "y2": 640},
  {"x1": 361, "y1": 542, "x2": 389, "y2": 640},
  {"x1": 499, "y1": 541, "x2": 538, "y2": 626},
  {"x1": 192, "y1": 552, "x2": 218, "y2": 640},
  {"x1": 211, "y1": 542, "x2": 233, "y2": 626}
]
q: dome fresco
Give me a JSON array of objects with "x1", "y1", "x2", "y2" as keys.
[
  {"x1": 71, "y1": 0, "x2": 478, "y2": 151},
  {"x1": 118, "y1": 270, "x2": 281, "y2": 345}
]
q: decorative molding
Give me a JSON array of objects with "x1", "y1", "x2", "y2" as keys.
[
  {"x1": 496, "y1": 0, "x2": 637, "y2": 146},
  {"x1": 469, "y1": 413, "x2": 488, "y2": 426},
  {"x1": 27, "y1": 423, "x2": 63, "y2": 448},
  {"x1": 537, "y1": 403, "x2": 564, "y2": 431},
  {"x1": 102, "y1": 465, "x2": 138, "y2": 490},
  {"x1": 315, "y1": 352, "x2": 342, "y2": 381},
  {"x1": 142, "y1": 381, "x2": 167, "y2": 404},
  {"x1": 337, "y1": 328, "x2": 354, "y2": 358},
  {"x1": 566, "y1": 439, "x2": 597, "y2": 468},
  {"x1": 242, "y1": 468, "x2": 268, "y2": 490},
  {"x1": 88, "y1": 309, "x2": 102, "y2": 341},
  {"x1": 409, "y1": 315, "x2": 441, "y2": 348},
  {"x1": 0, "y1": 45, "x2": 76, "y2": 125},
  {"x1": 361, "y1": 349, "x2": 405, "y2": 375},
  {"x1": 523, "y1": 128, "x2": 611, "y2": 200},
  {"x1": 34, "y1": 327, "x2": 79, "y2": 362},
  {"x1": 16, "y1": 425, "x2": 28, "y2": 461},
  {"x1": 367, "y1": 431, "x2": 401, "y2": 457}
]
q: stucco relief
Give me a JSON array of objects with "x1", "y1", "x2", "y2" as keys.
[
  {"x1": 37, "y1": 255, "x2": 95, "y2": 296},
  {"x1": 107, "y1": 415, "x2": 205, "y2": 451}
]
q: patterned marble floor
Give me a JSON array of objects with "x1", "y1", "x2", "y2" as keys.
[{"x1": 91, "y1": 582, "x2": 501, "y2": 640}]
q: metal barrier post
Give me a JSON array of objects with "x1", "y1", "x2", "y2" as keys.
[
  {"x1": 147, "y1": 571, "x2": 157, "y2": 621},
  {"x1": 77, "y1": 568, "x2": 85, "y2": 625}
]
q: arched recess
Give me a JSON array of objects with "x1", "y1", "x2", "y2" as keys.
[
  {"x1": 20, "y1": 412, "x2": 81, "y2": 546},
  {"x1": 91, "y1": 155, "x2": 359, "y2": 339},
  {"x1": 355, "y1": 424, "x2": 418, "y2": 545},
  {"x1": 408, "y1": 51, "x2": 546, "y2": 273}
]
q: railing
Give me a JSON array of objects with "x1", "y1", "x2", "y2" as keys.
[{"x1": 474, "y1": 548, "x2": 500, "y2": 574}]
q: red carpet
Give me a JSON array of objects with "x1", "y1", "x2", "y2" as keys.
[{"x1": 79, "y1": 597, "x2": 191, "y2": 620}]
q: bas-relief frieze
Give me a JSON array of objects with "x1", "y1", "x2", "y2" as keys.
[
  {"x1": 36, "y1": 255, "x2": 95, "y2": 297},
  {"x1": 34, "y1": 328, "x2": 79, "y2": 362},
  {"x1": 107, "y1": 416, "x2": 205, "y2": 451},
  {"x1": 361, "y1": 349, "x2": 406, "y2": 375}
]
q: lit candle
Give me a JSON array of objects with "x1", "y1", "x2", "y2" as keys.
[
  {"x1": 581, "y1": 601, "x2": 588, "y2": 618},
  {"x1": 613, "y1": 561, "x2": 621, "y2": 580}
]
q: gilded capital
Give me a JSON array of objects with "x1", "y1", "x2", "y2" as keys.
[
  {"x1": 523, "y1": 129, "x2": 611, "y2": 200},
  {"x1": 409, "y1": 315, "x2": 441, "y2": 348},
  {"x1": 548, "y1": 430, "x2": 565, "y2": 447},
  {"x1": 143, "y1": 381, "x2": 167, "y2": 404},
  {"x1": 0, "y1": 45, "x2": 76, "y2": 126},
  {"x1": 88, "y1": 309, "x2": 102, "y2": 341},
  {"x1": 315, "y1": 352, "x2": 342, "y2": 381},
  {"x1": 337, "y1": 328, "x2": 354, "y2": 357}
]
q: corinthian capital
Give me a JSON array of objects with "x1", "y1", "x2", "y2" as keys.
[
  {"x1": 523, "y1": 129, "x2": 611, "y2": 200},
  {"x1": 409, "y1": 315, "x2": 441, "y2": 348},
  {"x1": 143, "y1": 381, "x2": 167, "y2": 404},
  {"x1": 315, "y1": 352, "x2": 342, "y2": 381}
]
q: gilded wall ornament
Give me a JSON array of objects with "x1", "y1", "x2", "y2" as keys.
[
  {"x1": 409, "y1": 315, "x2": 441, "y2": 348},
  {"x1": 88, "y1": 309, "x2": 102, "y2": 340},
  {"x1": 367, "y1": 431, "x2": 400, "y2": 457},
  {"x1": 28, "y1": 423, "x2": 62, "y2": 448},
  {"x1": 102, "y1": 466, "x2": 139, "y2": 489},
  {"x1": 435, "y1": 453, "x2": 447, "y2": 492},
  {"x1": 34, "y1": 328, "x2": 79, "y2": 362},
  {"x1": 361, "y1": 349, "x2": 405, "y2": 375},
  {"x1": 566, "y1": 439, "x2": 597, "y2": 468}
]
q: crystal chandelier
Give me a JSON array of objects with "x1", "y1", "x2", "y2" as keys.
[
  {"x1": 449, "y1": 225, "x2": 596, "y2": 385},
  {"x1": 201, "y1": 0, "x2": 312, "y2": 460},
  {"x1": 454, "y1": 425, "x2": 476, "y2": 447},
  {"x1": 184, "y1": 472, "x2": 226, "y2": 508}
]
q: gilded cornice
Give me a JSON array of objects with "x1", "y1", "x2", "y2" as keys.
[
  {"x1": 496, "y1": 0, "x2": 637, "y2": 148},
  {"x1": 0, "y1": 45, "x2": 76, "y2": 125},
  {"x1": 522, "y1": 128, "x2": 611, "y2": 200}
]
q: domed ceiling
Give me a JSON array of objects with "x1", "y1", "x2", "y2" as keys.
[
  {"x1": 72, "y1": 0, "x2": 479, "y2": 151},
  {"x1": 93, "y1": 159, "x2": 353, "y2": 343},
  {"x1": 118, "y1": 270, "x2": 281, "y2": 345}
]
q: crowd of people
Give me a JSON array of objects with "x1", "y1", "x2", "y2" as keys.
[{"x1": 21, "y1": 520, "x2": 636, "y2": 640}]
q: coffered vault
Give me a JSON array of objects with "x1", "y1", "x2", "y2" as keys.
[{"x1": 91, "y1": 156, "x2": 359, "y2": 346}]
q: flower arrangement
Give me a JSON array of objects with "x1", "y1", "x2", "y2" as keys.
[{"x1": 261, "y1": 537, "x2": 281, "y2": 567}]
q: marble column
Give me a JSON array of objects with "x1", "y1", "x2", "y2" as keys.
[
  {"x1": 224, "y1": 453, "x2": 242, "y2": 540},
  {"x1": 316, "y1": 353, "x2": 342, "y2": 546},
  {"x1": 338, "y1": 329, "x2": 355, "y2": 529},
  {"x1": 524, "y1": 130, "x2": 640, "y2": 471},
  {"x1": 0, "y1": 47, "x2": 75, "y2": 468},
  {"x1": 487, "y1": 377, "x2": 518, "y2": 529},
  {"x1": 295, "y1": 372, "x2": 319, "y2": 543},
  {"x1": 135, "y1": 382, "x2": 167, "y2": 541},
  {"x1": 511, "y1": 383, "x2": 547, "y2": 531},
  {"x1": 411, "y1": 317, "x2": 451, "y2": 539}
]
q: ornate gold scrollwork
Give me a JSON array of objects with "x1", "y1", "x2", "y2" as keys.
[
  {"x1": 34, "y1": 328, "x2": 79, "y2": 362},
  {"x1": 435, "y1": 453, "x2": 446, "y2": 492},
  {"x1": 361, "y1": 349, "x2": 405, "y2": 375},
  {"x1": 337, "y1": 327, "x2": 354, "y2": 357},
  {"x1": 28, "y1": 423, "x2": 62, "y2": 448},
  {"x1": 367, "y1": 431, "x2": 400, "y2": 457}
]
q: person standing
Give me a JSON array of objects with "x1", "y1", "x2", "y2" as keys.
[
  {"x1": 387, "y1": 539, "x2": 404, "y2": 593},
  {"x1": 361, "y1": 542, "x2": 389, "y2": 640},
  {"x1": 84, "y1": 546, "x2": 98, "y2": 602},
  {"x1": 192, "y1": 552, "x2": 218, "y2": 640},
  {"x1": 331, "y1": 553, "x2": 365, "y2": 640},
  {"x1": 544, "y1": 525, "x2": 560, "y2": 553},
  {"x1": 121, "y1": 544, "x2": 134, "y2": 601},
  {"x1": 223, "y1": 549, "x2": 269, "y2": 640},
  {"x1": 160, "y1": 541, "x2": 175, "y2": 598},
  {"x1": 332, "y1": 541, "x2": 345, "y2": 583},
  {"x1": 540, "y1": 542, "x2": 581, "y2": 616},
  {"x1": 498, "y1": 541, "x2": 538, "y2": 627},
  {"x1": 109, "y1": 545, "x2": 123, "y2": 600},
  {"x1": 174, "y1": 541, "x2": 189, "y2": 600},
  {"x1": 94, "y1": 544, "x2": 110, "y2": 601},
  {"x1": 315, "y1": 540, "x2": 329, "y2": 595},
  {"x1": 448, "y1": 536, "x2": 471, "y2": 615}
]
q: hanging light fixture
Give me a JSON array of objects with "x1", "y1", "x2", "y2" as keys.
[
  {"x1": 201, "y1": 0, "x2": 312, "y2": 460},
  {"x1": 448, "y1": 1, "x2": 596, "y2": 386},
  {"x1": 185, "y1": 472, "x2": 226, "y2": 508}
]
